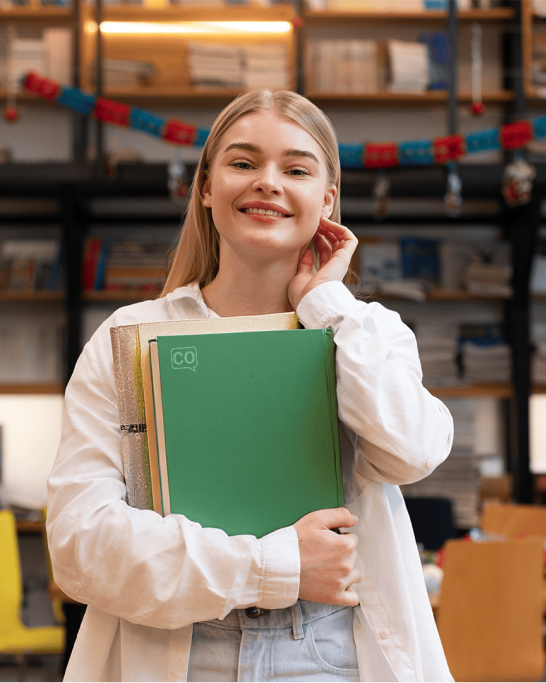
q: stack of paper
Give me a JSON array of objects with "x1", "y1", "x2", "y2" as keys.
[
  {"x1": 305, "y1": 39, "x2": 380, "y2": 94},
  {"x1": 464, "y1": 261, "x2": 512, "y2": 298},
  {"x1": 244, "y1": 45, "x2": 289, "y2": 90},
  {"x1": 416, "y1": 323, "x2": 459, "y2": 387},
  {"x1": 387, "y1": 39, "x2": 429, "y2": 93},
  {"x1": 188, "y1": 43, "x2": 244, "y2": 89},
  {"x1": 461, "y1": 342, "x2": 511, "y2": 383}
]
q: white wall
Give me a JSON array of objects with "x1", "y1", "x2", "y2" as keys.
[{"x1": 0, "y1": 395, "x2": 64, "y2": 510}]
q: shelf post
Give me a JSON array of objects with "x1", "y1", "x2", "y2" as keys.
[
  {"x1": 447, "y1": 0, "x2": 458, "y2": 136},
  {"x1": 504, "y1": 194, "x2": 541, "y2": 504},
  {"x1": 71, "y1": 0, "x2": 88, "y2": 164}
]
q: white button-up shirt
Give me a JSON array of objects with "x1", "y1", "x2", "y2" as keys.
[{"x1": 47, "y1": 281, "x2": 454, "y2": 682}]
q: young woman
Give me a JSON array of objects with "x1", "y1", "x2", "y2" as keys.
[{"x1": 47, "y1": 89, "x2": 454, "y2": 682}]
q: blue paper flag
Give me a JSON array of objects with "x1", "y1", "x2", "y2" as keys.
[
  {"x1": 399, "y1": 140, "x2": 433, "y2": 166},
  {"x1": 194, "y1": 127, "x2": 211, "y2": 147},
  {"x1": 466, "y1": 128, "x2": 500, "y2": 154},
  {"x1": 338, "y1": 143, "x2": 363, "y2": 169},
  {"x1": 532, "y1": 115, "x2": 546, "y2": 140},
  {"x1": 130, "y1": 108, "x2": 164, "y2": 137},
  {"x1": 56, "y1": 87, "x2": 95, "y2": 115}
]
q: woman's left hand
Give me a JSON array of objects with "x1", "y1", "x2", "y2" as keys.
[{"x1": 288, "y1": 217, "x2": 358, "y2": 311}]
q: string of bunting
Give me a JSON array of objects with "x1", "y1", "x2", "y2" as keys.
[{"x1": 20, "y1": 71, "x2": 546, "y2": 170}]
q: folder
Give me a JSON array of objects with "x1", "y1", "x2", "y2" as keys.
[{"x1": 148, "y1": 328, "x2": 343, "y2": 538}]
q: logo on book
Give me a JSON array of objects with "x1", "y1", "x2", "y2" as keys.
[{"x1": 171, "y1": 347, "x2": 198, "y2": 372}]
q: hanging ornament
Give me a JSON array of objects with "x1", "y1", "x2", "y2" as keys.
[
  {"x1": 4, "y1": 27, "x2": 19, "y2": 123},
  {"x1": 373, "y1": 171, "x2": 390, "y2": 220},
  {"x1": 502, "y1": 153, "x2": 536, "y2": 206},
  {"x1": 470, "y1": 23, "x2": 485, "y2": 115},
  {"x1": 168, "y1": 159, "x2": 189, "y2": 205},
  {"x1": 444, "y1": 161, "x2": 462, "y2": 217}
]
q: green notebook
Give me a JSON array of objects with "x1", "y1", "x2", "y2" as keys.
[{"x1": 148, "y1": 328, "x2": 343, "y2": 538}]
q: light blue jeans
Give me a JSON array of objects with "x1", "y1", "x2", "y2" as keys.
[{"x1": 187, "y1": 600, "x2": 360, "y2": 682}]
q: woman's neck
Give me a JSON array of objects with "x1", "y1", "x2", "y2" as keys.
[{"x1": 201, "y1": 262, "x2": 296, "y2": 318}]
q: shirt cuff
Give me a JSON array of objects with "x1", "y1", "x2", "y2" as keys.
[
  {"x1": 296, "y1": 281, "x2": 361, "y2": 331},
  {"x1": 259, "y1": 525, "x2": 300, "y2": 610}
]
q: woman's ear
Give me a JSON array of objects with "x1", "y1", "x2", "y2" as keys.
[
  {"x1": 201, "y1": 172, "x2": 212, "y2": 207},
  {"x1": 321, "y1": 184, "x2": 337, "y2": 219}
]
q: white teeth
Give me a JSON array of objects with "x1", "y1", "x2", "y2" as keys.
[{"x1": 243, "y1": 208, "x2": 287, "y2": 217}]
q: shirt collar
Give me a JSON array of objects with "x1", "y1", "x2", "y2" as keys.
[{"x1": 165, "y1": 282, "x2": 218, "y2": 318}]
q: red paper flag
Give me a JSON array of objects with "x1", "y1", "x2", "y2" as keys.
[
  {"x1": 163, "y1": 120, "x2": 196, "y2": 146},
  {"x1": 433, "y1": 135, "x2": 465, "y2": 164},
  {"x1": 364, "y1": 142, "x2": 398, "y2": 169},
  {"x1": 501, "y1": 121, "x2": 532, "y2": 150},
  {"x1": 94, "y1": 98, "x2": 130, "y2": 127},
  {"x1": 23, "y1": 72, "x2": 61, "y2": 101}
]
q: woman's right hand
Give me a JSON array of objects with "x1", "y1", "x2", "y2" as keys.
[{"x1": 293, "y1": 508, "x2": 361, "y2": 606}]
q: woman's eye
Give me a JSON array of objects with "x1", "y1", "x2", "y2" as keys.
[
  {"x1": 231, "y1": 161, "x2": 254, "y2": 170},
  {"x1": 288, "y1": 167, "x2": 310, "y2": 176}
]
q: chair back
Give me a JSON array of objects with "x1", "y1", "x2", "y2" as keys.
[
  {"x1": 437, "y1": 538, "x2": 544, "y2": 682},
  {"x1": 481, "y1": 502, "x2": 546, "y2": 538},
  {"x1": 0, "y1": 510, "x2": 24, "y2": 639}
]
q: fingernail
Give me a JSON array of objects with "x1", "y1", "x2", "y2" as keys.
[{"x1": 351, "y1": 514, "x2": 358, "y2": 523}]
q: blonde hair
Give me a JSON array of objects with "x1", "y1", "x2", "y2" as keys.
[{"x1": 161, "y1": 89, "x2": 341, "y2": 296}]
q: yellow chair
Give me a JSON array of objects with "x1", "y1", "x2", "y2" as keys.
[
  {"x1": 0, "y1": 509, "x2": 64, "y2": 662},
  {"x1": 437, "y1": 538, "x2": 545, "y2": 682},
  {"x1": 481, "y1": 501, "x2": 546, "y2": 538}
]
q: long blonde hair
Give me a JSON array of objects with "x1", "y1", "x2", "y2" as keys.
[{"x1": 161, "y1": 89, "x2": 341, "y2": 296}]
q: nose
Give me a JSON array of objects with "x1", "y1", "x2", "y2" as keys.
[{"x1": 251, "y1": 164, "x2": 282, "y2": 196}]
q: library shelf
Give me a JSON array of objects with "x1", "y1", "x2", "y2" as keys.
[
  {"x1": 302, "y1": 8, "x2": 514, "y2": 23},
  {"x1": 367, "y1": 290, "x2": 509, "y2": 302},
  {"x1": 0, "y1": 6, "x2": 73, "y2": 21},
  {"x1": 86, "y1": 4, "x2": 295, "y2": 23},
  {"x1": 0, "y1": 291, "x2": 65, "y2": 302},
  {"x1": 0, "y1": 383, "x2": 65, "y2": 395},
  {"x1": 429, "y1": 383, "x2": 514, "y2": 399},
  {"x1": 84, "y1": 289, "x2": 161, "y2": 302},
  {"x1": 532, "y1": 385, "x2": 546, "y2": 394},
  {"x1": 306, "y1": 91, "x2": 514, "y2": 105}
]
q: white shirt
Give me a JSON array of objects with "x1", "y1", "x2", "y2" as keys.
[{"x1": 47, "y1": 281, "x2": 454, "y2": 682}]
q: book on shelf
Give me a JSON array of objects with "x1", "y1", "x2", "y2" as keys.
[
  {"x1": 147, "y1": 327, "x2": 343, "y2": 537},
  {"x1": 305, "y1": 39, "x2": 380, "y2": 94},
  {"x1": 8, "y1": 30, "x2": 72, "y2": 92},
  {"x1": 0, "y1": 240, "x2": 63, "y2": 293},
  {"x1": 458, "y1": 323, "x2": 511, "y2": 384},
  {"x1": 387, "y1": 40, "x2": 429, "y2": 93},
  {"x1": 400, "y1": 237, "x2": 440, "y2": 286},
  {"x1": 110, "y1": 312, "x2": 300, "y2": 512},
  {"x1": 419, "y1": 32, "x2": 449, "y2": 90},
  {"x1": 90, "y1": 59, "x2": 157, "y2": 89}
]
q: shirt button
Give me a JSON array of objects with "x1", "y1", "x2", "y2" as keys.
[
  {"x1": 426, "y1": 459, "x2": 434, "y2": 469},
  {"x1": 380, "y1": 629, "x2": 389, "y2": 639},
  {"x1": 245, "y1": 607, "x2": 266, "y2": 618}
]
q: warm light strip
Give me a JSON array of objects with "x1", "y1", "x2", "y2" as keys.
[{"x1": 86, "y1": 20, "x2": 292, "y2": 34}]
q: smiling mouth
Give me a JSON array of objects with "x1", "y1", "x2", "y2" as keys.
[{"x1": 240, "y1": 208, "x2": 292, "y2": 218}]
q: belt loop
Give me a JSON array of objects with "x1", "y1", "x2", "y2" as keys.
[{"x1": 290, "y1": 601, "x2": 304, "y2": 640}]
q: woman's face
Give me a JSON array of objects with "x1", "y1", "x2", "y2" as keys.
[{"x1": 202, "y1": 110, "x2": 336, "y2": 263}]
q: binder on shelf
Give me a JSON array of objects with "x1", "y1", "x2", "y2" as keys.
[
  {"x1": 148, "y1": 327, "x2": 342, "y2": 538},
  {"x1": 110, "y1": 312, "x2": 300, "y2": 512}
]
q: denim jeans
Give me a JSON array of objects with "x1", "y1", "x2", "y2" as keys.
[{"x1": 187, "y1": 600, "x2": 360, "y2": 682}]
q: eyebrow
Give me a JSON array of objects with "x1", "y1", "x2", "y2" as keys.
[{"x1": 223, "y1": 142, "x2": 320, "y2": 165}]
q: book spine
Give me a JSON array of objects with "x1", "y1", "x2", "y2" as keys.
[
  {"x1": 324, "y1": 327, "x2": 344, "y2": 508},
  {"x1": 110, "y1": 325, "x2": 154, "y2": 510}
]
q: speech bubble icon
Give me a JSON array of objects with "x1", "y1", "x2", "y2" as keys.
[{"x1": 171, "y1": 346, "x2": 198, "y2": 372}]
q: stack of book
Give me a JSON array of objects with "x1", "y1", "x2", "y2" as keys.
[
  {"x1": 463, "y1": 261, "x2": 512, "y2": 298},
  {"x1": 387, "y1": 40, "x2": 429, "y2": 93},
  {"x1": 439, "y1": 240, "x2": 512, "y2": 295},
  {"x1": 90, "y1": 58, "x2": 157, "y2": 89},
  {"x1": 187, "y1": 43, "x2": 244, "y2": 89},
  {"x1": 401, "y1": 398, "x2": 481, "y2": 530},
  {"x1": 187, "y1": 43, "x2": 289, "y2": 91},
  {"x1": 0, "y1": 240, "x2": 63, "y2": 292},
  {"x1": 416, "y1": 322, "x2": 460, "y2": 387},
  {"x1": 8, "y1": 29, "x2": 72, "y2": 92},
  {"x1": 305, "y1": 39, "x2": 384, "y2": 94},
  {"x1": 459, "y1": 323, "x2": 511, "y2": 384},
  {"x1": 82, "y1": 237, "x2": 169, "y2": 293}
]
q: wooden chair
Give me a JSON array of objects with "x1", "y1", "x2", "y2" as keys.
[
  {"x1": 437, "y1": 538, "x2": 544, "y2": 682},
  {"x1": 481, "y1": 501, "x2": 546, "y2": 538}
]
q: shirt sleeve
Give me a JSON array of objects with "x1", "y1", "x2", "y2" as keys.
[
  {"x1": 47, "y1": 325, "x2": 300, "y2": 631},
  {"x1": 296, "y1": 281, "x2": 454, "y2": 486}
]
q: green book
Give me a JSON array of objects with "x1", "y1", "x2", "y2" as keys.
[{"x1": 148, "y1": 328, "x2": 343, "y2": 538}]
